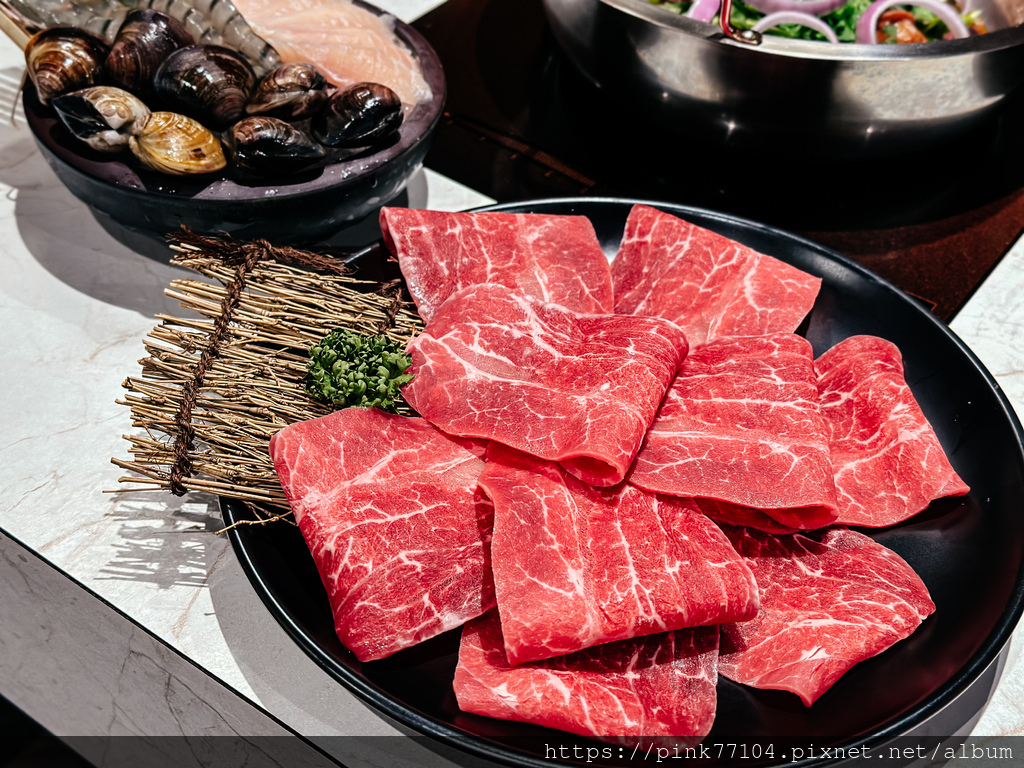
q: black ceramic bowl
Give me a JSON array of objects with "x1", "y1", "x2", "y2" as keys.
[{"x1": 23, "y1": 1, "x2": 445, "y2": 244}]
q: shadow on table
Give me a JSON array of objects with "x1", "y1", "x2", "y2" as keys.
[
  {"x1": 95, "y1": 492, "x2": 225, "y2": 592},
  {"x1": 0, "y1": 139, "x2": 188, "y2": 319}
]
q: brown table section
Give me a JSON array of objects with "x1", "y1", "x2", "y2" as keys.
[
  {"x1": 804, "y1": 189, "x2": 1024, "y2": 317},
  {"x1": 413, "y1": 0, "x2": 1024, "y2": 321}
]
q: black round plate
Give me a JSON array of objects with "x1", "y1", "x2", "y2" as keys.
[{"x1": 222, "y1": 197, "x2": 1024, "y2": 766}]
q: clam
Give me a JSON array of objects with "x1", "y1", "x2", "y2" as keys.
[
  {"x1": 105, "y1": 9, "x2": 195, "y2": 97},
  {"x1": 310, "y1": 82, "x2": 403, "y2": 148},
  {"x1": 128, "y1": 111, "x2": 226, "y2": 175},
  {"x1": 25, "y1": 28, "x2": 109, "y2": 106},
  {"x1": 246, "y1": 63, "x2": 330, "y2": 121},
  {"x1": 4, "y1": 0, "x2": 281, "y2": 77},
  {"x1": 227, "y1": 116, "x2": 326, "y2": 176},
  {"x1": 153, "y1": 44, "x2": 256, "y2": 129},
  {"x1": 51, "y1": 86, "x2": 150, "y2": 153}
]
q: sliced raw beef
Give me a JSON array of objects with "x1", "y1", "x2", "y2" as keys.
[
  {"x1": 479, "y1": 444, "x2": 758, "y2": 665},
  {"x1": 816, "y1": 335, "x2": 970, "y2": 527},
  {"x1": 612, "y1": 204, "x2": 821, "y2": 346},
  {"x1": 695, "y1": 499, "x2": 800, "y2": 535},
  {"x1": 380, "y1": 207, "x2": 614, "y2": 323},
  {"x1": 717, "y1": 525, "x2": 935, "y2": 706},
  {"x1": 454, "y1": 609, "x2": 719, "y2": 745},
  {"x1": 403, "y1": 284, "x2": 688, "y2": 487},
  {"x1": 269, "y1": 408, "x2": 495, "y2": 662},
  {"x1": 628, "y1": 333, "x2": 839, "y2": 530}
]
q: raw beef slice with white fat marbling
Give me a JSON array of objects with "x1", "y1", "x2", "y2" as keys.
[
  {"x1": 717, "y1": 525, "x2": 935, "y2": 705},
  {"x1": 402, "y1": 284, "x2": 688, "y2": 487},
  {"x1": 454, "y1": 609, "x2": 719, "y2": 745},
  {"x1": 269, "y1": 408, "x2": 495, "y2": 662},
  {"x1": 629, "y1": 333, "x2": 839, "y2": 530},
  {"x1": 816, "y1": 335, "x2": 970, "y2": 527},
  {"x1": 612, "y1": 204, "x2": 821, "y2": 346},
  {"x1": 380, "y1": 207, "x2": 614, "y2": 323},
  {"x1": 694, "y1": 499, "x2": 800, "y2": 535},
  {"x1": 479, "y1": 444, "x2": 758, "y2": 665}
]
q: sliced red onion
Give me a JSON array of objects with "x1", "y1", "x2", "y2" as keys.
[
  {"x1": 687, "y1": 0, "x2": 722, "y2": 23},
  {"x1": 855, "y1": 0, "x2": 970, "y2": 42},
  {"x1": 752, "y1": 10, "x2": 840, "y2": 40},
  {"x1": 743, "y1": 0, "x2": 847, "y2": 17}
]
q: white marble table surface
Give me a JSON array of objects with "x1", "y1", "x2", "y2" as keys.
[{"x1": 1, "y1": 2, "x2": 1023, "y2": 764}]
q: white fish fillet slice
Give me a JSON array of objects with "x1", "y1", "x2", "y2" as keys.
[{"x1": 236, "y1": 0, "x2": 433, "y2": 108}]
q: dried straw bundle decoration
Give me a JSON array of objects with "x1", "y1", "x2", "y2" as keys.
[{"x1": 112, "y1": 231, "x2": 423, "y2": 520}]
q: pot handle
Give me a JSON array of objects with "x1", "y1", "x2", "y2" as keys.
[{"x1": 719, "y1": 0, "x2": 763, "y2": 43}]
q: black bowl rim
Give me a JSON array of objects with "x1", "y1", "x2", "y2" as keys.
[
  {"x1": 225, "y1": 195, "x2": 1024, "y2": 767},
  {"x1": 23, "y1": 0, "x2": 446, "y2": 204}
]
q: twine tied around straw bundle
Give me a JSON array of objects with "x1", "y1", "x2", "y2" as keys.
[{"x1": 112, "y1": 229, "x2": 422, "y2": 522}]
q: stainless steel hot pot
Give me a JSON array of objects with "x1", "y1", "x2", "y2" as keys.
[{"x1": 543, "y1": 0, "x2": 1024, "y2": 156}]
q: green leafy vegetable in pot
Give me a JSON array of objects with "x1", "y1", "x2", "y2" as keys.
[
  {"x1": 648, "y1": 0, "x2": 980, "y2": 43},
  {"x1": 305, "y1": 329, "x2": 414, "y2": 413}
]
